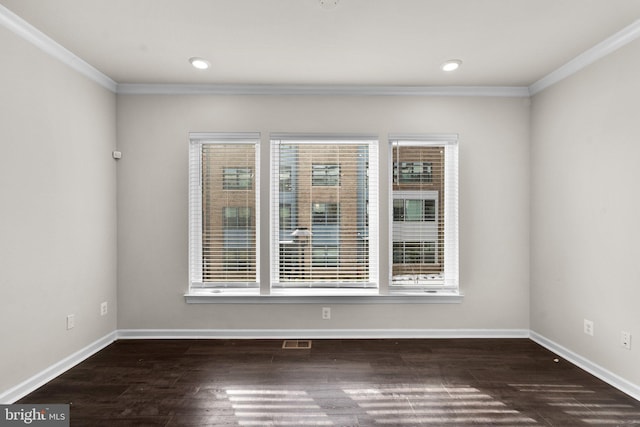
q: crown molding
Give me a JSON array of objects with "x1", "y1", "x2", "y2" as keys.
[
  {"x1": 0, "y1": 4, "x2": 117, "y2": 92},
  {"x1": 529, "y1": 19, "x2": 640, "y2": 95},
  {"x1": 117, "y1": 83, "x2": 529, "y2": 97}
]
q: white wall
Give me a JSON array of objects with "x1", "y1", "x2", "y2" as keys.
[
  {"x1": 530, "y1": 38, "x2": 640, "y2": 385},
  {"x1": 0, "y1": 27, "x2": 117, "y2": 395},
  {"x1": 116, "y1": 94, "x2": 530, "y2": 331}
]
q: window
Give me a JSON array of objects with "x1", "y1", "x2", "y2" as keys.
[
  {"x1": 393, "y1": 199, "x2": 436, "y2": 222},
  {"x1": 393, "y1": 241, "x2": 436, "y2": 264},
  {"x1": 312, "y1": 164, "x2": 340, "y2": 186},
  {"x1": 224, "y1": 248, "x2": 253, "y2": 272},
  {"x1": 223, "y1": 167, "x2": 252, "y2": 189},
  {"x1": 394, "y1": 161, "x2": 433, "y2": 184},
  {"x1": 223, "y1": 207, "x2": 252, "y2": 228},
  {"x1": 311, "y1": 202, "x2": 340, "y2": 271},
  {"x1": 390, "y1": 136, "x2": 458, "y2": 291},
  {"x1": 271, "y1": 135, "x2": 378, "y2": 288},
  {"x1": 187, "y1": 132, "x2": 459, "y2": 300},
  {"x1": 312, "y1": 245, "x2": 339, "y2": 267},
  {"x1": 312, "y1": 202, "x2": 339, "y2": 224},
  {"x1": 279, "y1": 166, "x2": 293, "y2": 192},
  {"x1": 279, "y1": 203, "x2": 292, "y2": 231},
  {"x1": 189, "y1": 133, "x2": 259, "y2": 289}
]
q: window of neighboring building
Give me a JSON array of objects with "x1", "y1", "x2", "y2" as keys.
[
  {"x1": 223, "y1": 167, "x2": 253, "y2": 190},
  {"x1": 312, "y1": 245, "x2": 339, "y2": 267},
  {"x1": 280, "y1": 166, "x2": 293, "y2": 192},
  {"x1": 312, "y1": 202, "x2": 339, "y2": 224},
  {"x1": 271, "y1": 135, "x2": 378, "y2": 289},
  {"x1": 189, "y1": 133, "x2": 259, "y2": 289},
  {"x1": 390, "y1": 136, "x2": 458, "y2": 291},
  {"x1": 279, "y1": 203, "x2": 293, "y2": 232},
  {"x1": 393, "y1": 241, "x2": 436, "y2": 264},
  {"x1": 312, "y1": 164, "x2": 340, "y2": 186},
  {"x1": 393, "y1": 199, "x2": 436, "y2": 222},
  {"x1": 224, "y1": 248, "x2": 253, "y2": 272},
  {"x1": 394, "y1": 161, "x2": 433, "y2": 184},
  {"x1": 223, "y1": 207, "x2": 252, "y2": 228}
]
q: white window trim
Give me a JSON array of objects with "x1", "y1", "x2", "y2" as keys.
[{"x1": 184, "y1": 290, "x2": 463, "y2": 304}]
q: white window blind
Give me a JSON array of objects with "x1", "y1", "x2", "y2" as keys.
[
  {"x1": 189, "y1": 133, "x2": 260, "y2": 289},
  {"x1": 271, "y1": 135, "x2": 378, "y2": 288},
  {"x1": 390, "y1": 135, "x2": 458, "y2": 291}
]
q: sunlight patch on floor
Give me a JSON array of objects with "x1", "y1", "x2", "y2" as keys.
[
  {"x1": 511, "y1": 383, "x2": 640, "y2": 425},
  {"x1": 344, "y1": 385, "x2": 539, "y2": 425},
  {"x1": 226, "y1": 388, "x2": 333, "y2": 426},
  {"x1": 509, "y1": 383, "x2": 595, "y2": 393}
]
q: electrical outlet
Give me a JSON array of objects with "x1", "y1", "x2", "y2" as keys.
[
  {"x1": 100, "y1": 301, "x2": 108, "y2": 316},
  {"x1": 584, "y1": 319, "x2": 594, "y2": 336},
  {"x1": 322, "y1": 307, "x2": 331, "y2": 320},
  {"x1": 621, "y1": 331, "x2": 632, "y2": 350},
  {"x1": 66, "y1": 314, "x2": 75, "y2": 330}
]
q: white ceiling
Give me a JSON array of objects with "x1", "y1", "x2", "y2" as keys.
[{"x1": 2, "y1": 0, "x2": 640, "y2": 87}]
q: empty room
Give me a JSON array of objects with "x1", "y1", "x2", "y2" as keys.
[{"x1": 1, "y1": 0, "x2": 639, "y2": 425}]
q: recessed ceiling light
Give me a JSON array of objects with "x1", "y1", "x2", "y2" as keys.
[
  {"x1": 189, "y1": 57, "x2": 210, "y2": 70},
  {"x1": 319, "y1": 0, "x2": 339, "y2": 9},
  {"x1": 442, "y1": 59, "x2": 462, "y2": 72}
]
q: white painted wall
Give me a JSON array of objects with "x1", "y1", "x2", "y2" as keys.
[
  {"x1": 116, "y1": 94, "x2": 530, "y2": 331},
  {"x1": 0, "y1": 26, "x2": 117, "y2": 395},
  {"x1": 530, "y1": 38, "x2": 640, "y2": 385}
]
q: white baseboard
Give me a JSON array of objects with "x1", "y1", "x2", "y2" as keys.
[
  {"x1": 530, "y1": 331, "x2": 640, "y2": 401},
  {"x1": 0, "y1": 331, "x2": 117, "y2": 404},
  {"x1": 116, "y1": 328, "x2": 530, "y2": 340}
]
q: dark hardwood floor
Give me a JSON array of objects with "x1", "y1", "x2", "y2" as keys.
[{"x1": 18, "y1": 339, "x2": 640, "y2": 426}]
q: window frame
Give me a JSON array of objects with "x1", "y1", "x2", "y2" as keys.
[
  {"x1": 389, "y1": 135, "x2": 459, "y2": 294},
  {"x1": 188, "y1": 132, "x2": 260, "y2": 291},
  {"x1": 270, "y1": 134, "x2": 379, "y2": 291},
  {"x1": 185, "y1": 132, "x2": 461, "y2": 303}
]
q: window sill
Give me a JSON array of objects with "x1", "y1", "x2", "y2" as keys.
[{"x1": 184, "y1": 289, "x2": 463, "y2": 304}]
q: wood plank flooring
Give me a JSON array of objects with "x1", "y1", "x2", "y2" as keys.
[{"x1": 18, "y1": 339, "x2": 640, "y2": 426}]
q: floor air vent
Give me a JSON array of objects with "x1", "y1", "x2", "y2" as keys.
[{"x1": 282, "y1": 339, "x2": 312, "y2": 349}]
